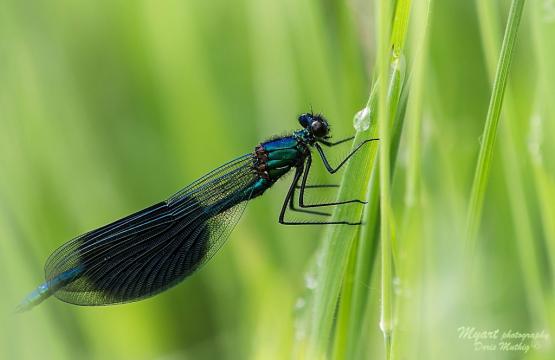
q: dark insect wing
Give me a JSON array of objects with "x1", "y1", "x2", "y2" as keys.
[
  {"x1": 15, "y1": 115, "x2": 375, "y2": 313},
  {"x1": 44, "y1": 154, "x2": 257, "y2": 306}
]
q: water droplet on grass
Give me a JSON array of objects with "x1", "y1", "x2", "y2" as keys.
[
  {"x1": 295, "y1": 297, "x2": 306, "y2": 310},
  {"x1": 528, "y1": 113, "x2": 544, "y2": 165},
  {"x1": 305, "y1": 273, "x2": 318, "y2": 290},
  {"x1": 353, "y1": 106, "x2": 371, "y2": 132},
  {"x1": 393, "y1": 276, "x2": 402, "y2": 295}
]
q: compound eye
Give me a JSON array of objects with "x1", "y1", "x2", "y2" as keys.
[
  {"x1": 311, "y1": 121, "x2": 328, "y2": 137},
  {"x1": 298, "y1": 114, "x2": 312, "y2": 128}
]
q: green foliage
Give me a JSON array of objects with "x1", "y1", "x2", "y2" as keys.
[
  {"x1": 1, "y1": 0, "x2": 554, "y2": 359},
  {"x1": 465, "y1": 0, "x2": 526, "y2": 256}
]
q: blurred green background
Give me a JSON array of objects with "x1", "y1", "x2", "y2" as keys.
[{"x1": 1, "y1": 0, "x2": 554, "y2": 359}]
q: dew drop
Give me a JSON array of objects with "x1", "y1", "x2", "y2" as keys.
[
  {"x1": 353, "y1": 106, "x2": 371, "y2": 132},
  {"x1": 295, "y1": 326, "x2": 306, "y2": 341},
  {"x1": 393, "y1": 276, "x2": 402, "y2": 295},
  {"x1": 305, "y1": 273, "x2": 318, "y2": 290},
  {"x1": 295, "y1": 297, "x2": 306, "y2": 310},
  {"x1": 528, "y1": 113, "x2": 544, "y2": 166}
]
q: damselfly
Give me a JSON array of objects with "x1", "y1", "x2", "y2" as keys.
[{"x1": 17, "y1": 113, "x2": 378, "y2": 311}]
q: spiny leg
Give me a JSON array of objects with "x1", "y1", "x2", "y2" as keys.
[
  {"x1": 318, "y1": 136, "x2": 354, "y2": 147},
  {"x1": 290, "y1": 183, "x2": 339, "y2": 215},
  {"x1": 298, "y1": 154, "x2": 366, "y2": 208},
  {"x1": 279, "y1": 165, "x2": 361, "y2": 226},
  {"x1": 315, "y1": 138, "x2": 379, "y2": 174},
  {"x1": 288, "y1": 185, "x2": 331, "y2": 216}
]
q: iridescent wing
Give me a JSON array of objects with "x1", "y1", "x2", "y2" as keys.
[{"x1": 44, "y1": 154, "x2": 257, "y2": 306}]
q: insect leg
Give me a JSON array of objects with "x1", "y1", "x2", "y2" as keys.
[
  {"x1": 279, "y1": 165, "x2": 361, "y2": 226},
  {"x1": 315, "y1": 138, "x2": 379, "y2": 174},
  {"x1": 317, "y1": 136, "x2": 355, "y2": 147},
  {"x1": 299, "y1": 154, "x2": 366, "y2": 208},
  {"x1": 289, "y1": 184, "x2": 331, "y2": 216}
]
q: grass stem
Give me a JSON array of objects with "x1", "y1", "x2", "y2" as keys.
[{"x1": 465, "y1": 0, "x2": 526, "y2": 256}]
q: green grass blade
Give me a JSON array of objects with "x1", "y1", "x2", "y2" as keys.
[
  {"x1": 299, "y1": 126, "x2": 378, "y2": 359},
  {"x1": 475, "y1": 0, "x2": 547, "y2": 327},
  {"x1": 377, "y1": 0, "x2": 394, "y2": 355},
  {"x1": 465, "y1": 0, "x2": 526, "y2": 255},
  {"x1": 298, "y1": 1, "x2": 412, "y2": 354},
  {"x1": 391, "y1": 0, "x2": 432, "y2": 358},
  {"x1": 329, "y1": 1, "x2": 412, "y2": 358}
]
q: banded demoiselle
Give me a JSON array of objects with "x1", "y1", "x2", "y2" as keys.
[{"x1": 17, "y1": 113, "x2": 378, "y2": 311}]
